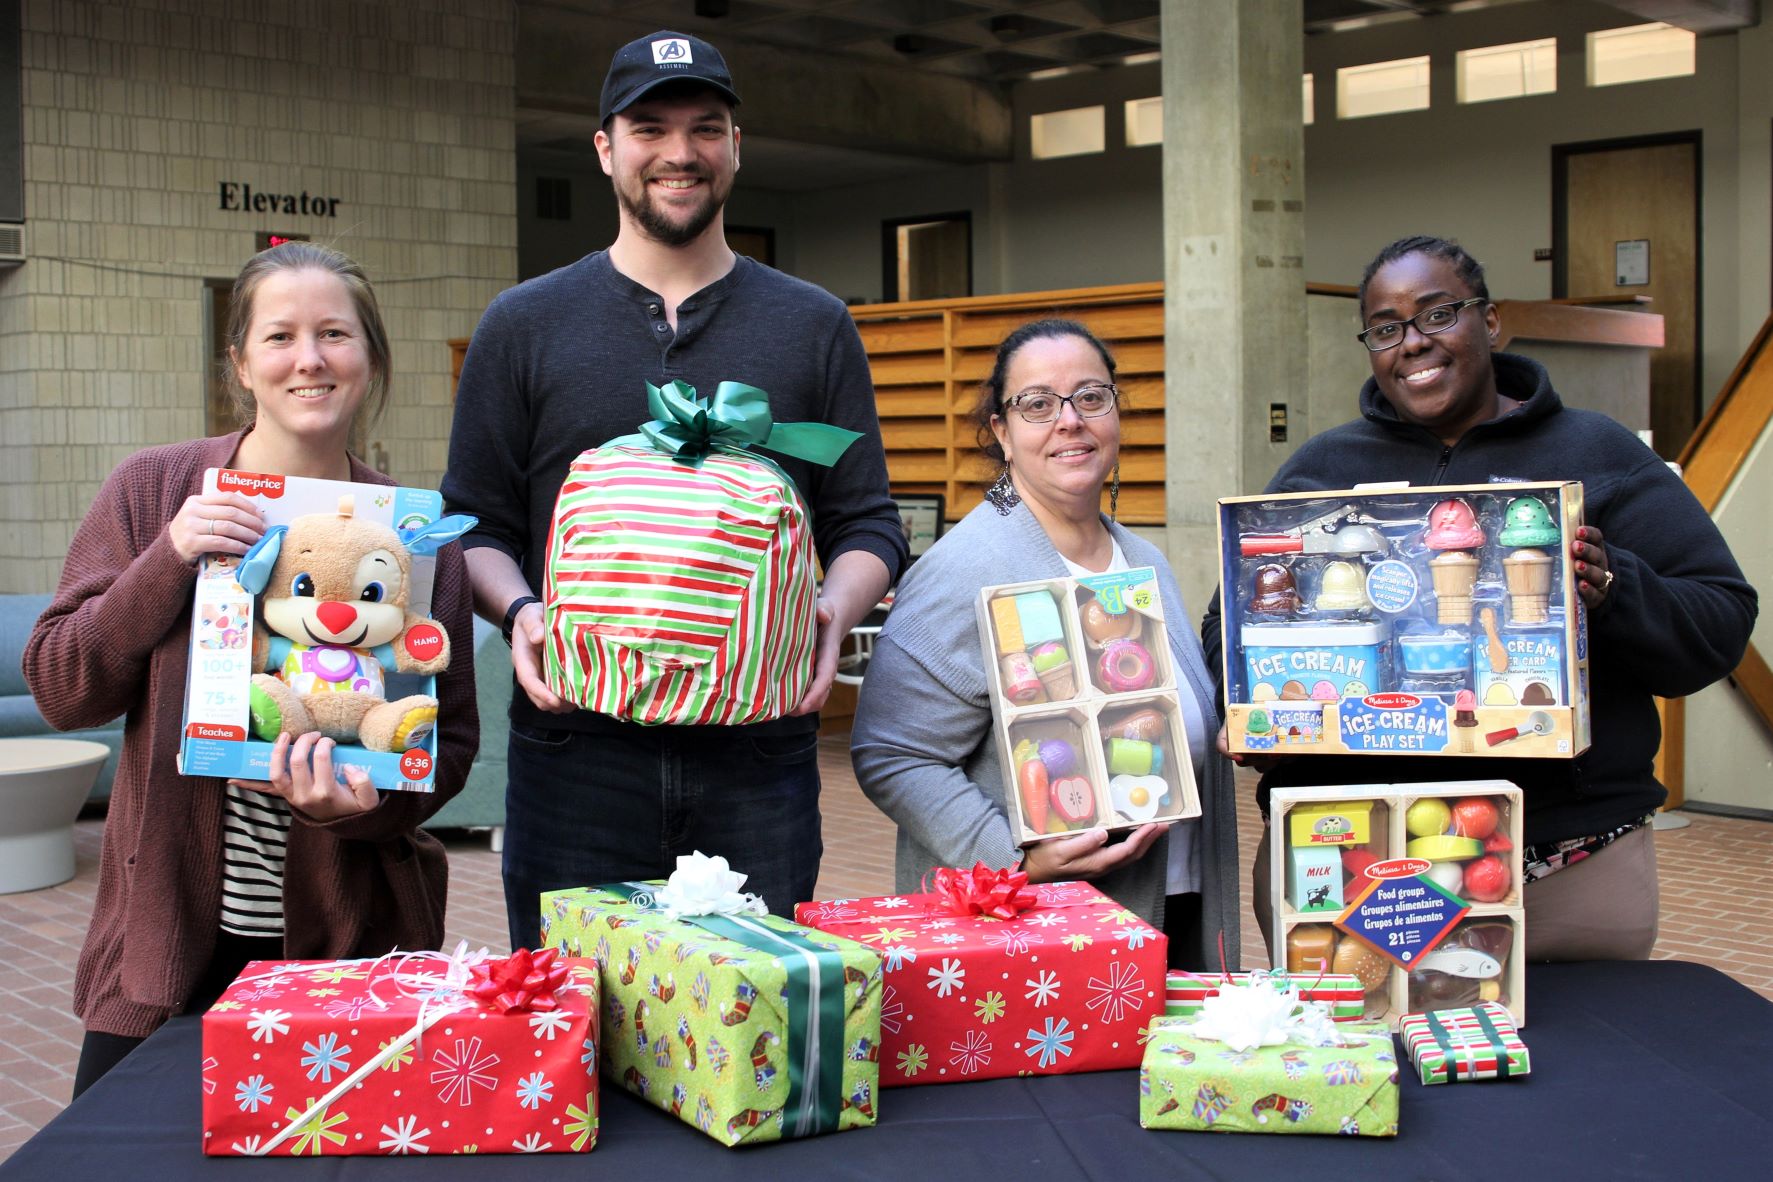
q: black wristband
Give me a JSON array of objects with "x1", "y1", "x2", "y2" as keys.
[{"x1": 501, "y1": 595, "x2": 540, "y2": 645}]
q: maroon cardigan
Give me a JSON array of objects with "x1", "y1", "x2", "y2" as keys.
[{"x1": 25, "y1": 432, "x2": 479, "y2": 1037}]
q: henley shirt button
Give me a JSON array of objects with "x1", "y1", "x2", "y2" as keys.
[
  {"x1": 647, "y1": 303, "x2": 661, "y2": 315},
  {"x1": 655, "y1": 323, "x2": 668, "y2": 332}
]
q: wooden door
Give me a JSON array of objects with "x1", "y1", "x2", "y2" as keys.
[{"x1": 1556, "y1": 137, "x2": 1699, "y2": 457}]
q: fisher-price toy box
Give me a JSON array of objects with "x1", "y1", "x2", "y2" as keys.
[
  {"x1": 1270, "y1": 781, "x2": 1526, "y2": 1029},
  {"x1": 975, "y1": 568, "x2": 1201, "y2": 843},
  {"x1": 1218, "y1": 482, "x2": 1590, "y2": 759},
  {"x1": 178, "y1": 469, "x2": 467, "y2": 794}
]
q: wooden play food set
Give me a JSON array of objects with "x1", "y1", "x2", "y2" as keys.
[
  {"x1": 977, "y1": 568, "x2": 1200, "y2": 842},
  {"x1": 1269, "y1": 781, "x2": 1525, "y2": 1028}
]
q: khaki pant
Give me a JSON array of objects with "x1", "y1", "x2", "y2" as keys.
[{"x1": 1252, "y1": 820, "x2": 1659, "y2": 964}]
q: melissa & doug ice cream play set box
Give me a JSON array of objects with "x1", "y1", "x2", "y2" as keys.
[{"x1": 1217, "y1": 483, "x2": 1590, "y2": 759}]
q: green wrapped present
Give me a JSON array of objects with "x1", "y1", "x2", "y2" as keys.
[
  {"x1": 1139, "y1": 1015, "x2": 1399, "y2": 1137},
  {"x1": 541, "y1": 866, "x2": 881, "y2": 1147}
]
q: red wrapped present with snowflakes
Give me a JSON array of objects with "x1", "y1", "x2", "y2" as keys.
[
  {"x1": 794, "y1": 867, "x2": 1166, "y2": 1087},
  {"x1": 201, "y1": 946, "x2": 599, "y2": 1156}
]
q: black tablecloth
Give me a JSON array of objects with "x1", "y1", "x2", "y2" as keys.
[{"x1": 6, "y1": 961, "x2": 1770, "y2": 1180}]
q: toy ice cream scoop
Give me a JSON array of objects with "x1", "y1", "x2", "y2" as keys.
[
  {"x1": 1250, "y1": 564, "x2": 1301, "y2": 615},
  {"x1": 1486, "y1": 709, "x2": 1554, "y2": 746},
  {"x1": 1313, "y1": 560, "x2": 1369, "y2": 612},
  {"x1": 1503, "y1": 548, "x2": 1553, "y2": 623},
  {"x1": 1429, "y1": 550, "x2": 1479, "y2": 625},
  {"x1": 1423, "y1": 498, "x2": 1484, "y2": 550},
  {"x1": 1238, "y1": 503, "x2": 1389, "y2": 557},
  {"x1": 1498, "y1": 496, "x2": 1560, "y2": 548}
]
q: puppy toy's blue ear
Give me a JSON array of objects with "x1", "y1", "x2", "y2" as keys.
[
  {"x1": 398, "y1": 515, "x2": 478, "y2": 556},
  {"x1": 238, "y1": 525, "x2": 289, "y2": 595}
]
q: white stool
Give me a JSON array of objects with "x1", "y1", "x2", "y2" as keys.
[{"x1": 0, "y1": 738, "x2": 109, "y2": 893}]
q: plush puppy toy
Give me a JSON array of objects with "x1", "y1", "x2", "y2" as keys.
[{"x1": 238, "y1": 496, "x2": 475, "y2": 752}]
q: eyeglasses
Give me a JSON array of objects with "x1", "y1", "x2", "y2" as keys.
[
  {"x1": 1004, "y1": 383, "x2": 1118, "y2": 424},
  {"x1": 1357, "y1": 297, "x2": 1488, "y2": 352}
]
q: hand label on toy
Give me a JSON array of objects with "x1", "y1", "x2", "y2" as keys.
[
  {"x1": 400, "y1": 748, "x2": 433, "y2": 780},
  {"x1": 405, "y1": 624, "x2": 445, "y2": 662}
]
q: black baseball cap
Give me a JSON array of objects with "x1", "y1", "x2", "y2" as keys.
[{"x1": 599, "y1": 30, "x2": 741, "y2": 125}]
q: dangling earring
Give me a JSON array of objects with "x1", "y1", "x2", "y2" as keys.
[
  {"x1": 1108, "y1": 463, "x2": 1120, "y2": 522},
  {"x1": 986, "y1": 465, "x2": 1020, "y2": 515}
]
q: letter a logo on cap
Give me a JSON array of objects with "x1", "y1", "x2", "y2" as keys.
[{"x1": 653, "y1": 38, "x2": 692, "y2": 65}]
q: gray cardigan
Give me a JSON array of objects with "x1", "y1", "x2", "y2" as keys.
[{"x1": 850, "y1": 500, "x2": 1241, "y2": 971}]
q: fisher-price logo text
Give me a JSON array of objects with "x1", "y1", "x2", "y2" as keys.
[{"x1": 217, "y1": 470, "x2": 286, "y2": 498}]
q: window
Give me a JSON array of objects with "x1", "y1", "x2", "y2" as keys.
[
  {"x1": 1337, "y1": 55, "x2": 1431, "y2": 119},
  {"x1": 1587, "y1": 23, "x2": 1695, "y2": 87},
  {"x1": 536, "y1": 176, "x2": 571, "y2": 221},
  {"x1": 1457, "y1": 37, "x2": 1556, "y2": 104},
  {"x1": 1125, "y1": 97, "x2": 1162, "y2": 148},
  {"x1": 1303, "y1": 73, "x2": 1315, "y2": 125},
  {"x1": 1030, "y1": 105, "x2": 1105, "y2": 159}
]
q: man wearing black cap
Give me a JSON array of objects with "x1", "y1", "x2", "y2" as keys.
[{"x1": 443, "y1": 30, "x2": 906, "y2": 949}]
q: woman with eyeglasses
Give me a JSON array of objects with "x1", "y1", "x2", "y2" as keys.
[
  {"x1": 852, "y1": 319, "x2": 1242, "y2": 969},
  {"x1": 1210, "y1": 234, "x2": 1755, "y2": 962}
]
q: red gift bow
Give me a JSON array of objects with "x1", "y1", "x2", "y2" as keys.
[
  {"x1": 930, "y1": 862, "x2": 1040, "y2": 920},
  {"x1": 466, "y1": 947, "x2": 569, "y2": 1013}
]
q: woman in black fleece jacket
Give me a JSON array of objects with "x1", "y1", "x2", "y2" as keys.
[{"x1": 1210, "y1": 235, "x2": 1756, "y2": 961}]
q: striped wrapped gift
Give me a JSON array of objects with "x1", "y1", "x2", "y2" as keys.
[
  {"x1": 1165, "y1": 971, "x2": 1366, "y2": 1021},
  {"x1": 1398, "y1": 1001, "x2": 1530, "y2": 1084},
  {"x1": 544, "y1": 380, "x2": 857, "y2": 727}
]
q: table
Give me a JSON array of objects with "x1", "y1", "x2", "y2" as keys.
[
  {"x1": 0, "y1": 737, "x2": 109, "y2": 893},
  {"x1": 6, "y1": 961, "x2": 1769, "y2": 1179}
]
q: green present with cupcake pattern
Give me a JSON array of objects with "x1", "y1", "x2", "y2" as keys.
[{"x1": 540, "y1": 856, "x2": 881, "y2": 1147}]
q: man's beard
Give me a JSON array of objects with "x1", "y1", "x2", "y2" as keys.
[{"x1": 616, "y1": 171, "x2": 726, "y2": 247}]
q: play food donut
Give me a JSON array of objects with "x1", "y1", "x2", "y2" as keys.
[
  {"x1": 1082, "y1": 598, "x2": 1139, "y2": 644},
  {"x1": 1098, "y1": 638, "x2": 1156, "y2": 692}
]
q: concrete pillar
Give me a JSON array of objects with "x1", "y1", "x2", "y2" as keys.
[{"x1": 1161, "y1": 0, "x2": 1306, "y2": 618}]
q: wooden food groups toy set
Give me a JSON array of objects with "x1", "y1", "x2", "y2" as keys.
[
  {"x1": 179, "y1": 468, "x2": 472, "y2": 793},
  {"x1": 976, "y1": 568, "x2": 1200, "y2": 841},
  {"x1": 1218, "y1": 483, "x2": 1590, "y2": 759},
  {"x1": 1270, "y1": 782, "x2": 1525, "y2": 1028}
]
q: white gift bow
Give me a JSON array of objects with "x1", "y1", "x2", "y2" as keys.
[
  {"x1": 1184, "y1": 978, "x2": 1364, "y2": 1053},
  {"x1": 648, "y1": 851, "x2": 768, "y2": 918}
]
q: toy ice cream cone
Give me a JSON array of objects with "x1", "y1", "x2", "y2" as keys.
[
  {"x1": 1030, "y1": 640, "x2": 1076, "y2": 700},
  {"x1": 1037, "y1": 662, "x2": 1076, "y2": 699},
  {"x1": 1429, "y1": 551, "x2": 1478, "y2": 625},
  {"x1": 1503, "y1": 548, "x2": 1552, "y2": 623}
]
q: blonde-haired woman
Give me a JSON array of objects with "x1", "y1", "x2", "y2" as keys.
[{"x1": 26, "y1": 243, "x2": 477, "y2": 1096}]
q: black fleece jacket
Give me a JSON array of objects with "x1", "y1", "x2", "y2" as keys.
[{"x1": 1205, "y1": 353, "x2": 1757, "y2": 845}]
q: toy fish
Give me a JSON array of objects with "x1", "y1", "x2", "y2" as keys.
[{"x1": 1416, "y1": 946, "x2": 1503, "y2": 978}]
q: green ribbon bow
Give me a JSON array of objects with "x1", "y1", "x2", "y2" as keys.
[
  {"x1": 603, "y1": 882, "x2": 849, "y2": 1139},
  {"x1": 631, "y1": 380, "x2": 860, "y2": 469}
]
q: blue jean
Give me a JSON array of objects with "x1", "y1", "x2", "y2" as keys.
[{"x1": 502, "y1": 720, "x2": 824, "y2": 949}]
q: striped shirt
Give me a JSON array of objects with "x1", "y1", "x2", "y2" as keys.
[{"x1": 219, "y1": 783, "x2": 291, "y2": 936}]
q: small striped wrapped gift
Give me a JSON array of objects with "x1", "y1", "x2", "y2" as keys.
[
  {"x1": 1166, "y1": 971, "x2": 1366, "y2": 1022},
  {"x1": 544, "y1": 380, "x2": 858, "y2": 726},
  {"x1": 1398, "y1": 1000, "x2": 1530, "y2": 1084}
]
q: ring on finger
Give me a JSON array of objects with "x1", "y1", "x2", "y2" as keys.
[{"x1": 205, "y1": 517, "x2": 214, "y2": 535}]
